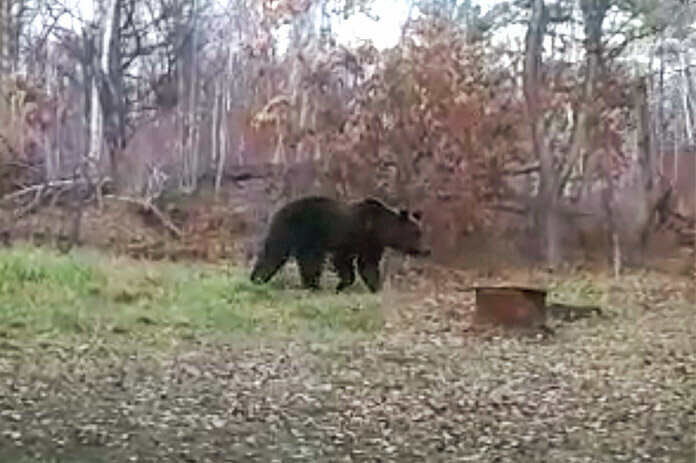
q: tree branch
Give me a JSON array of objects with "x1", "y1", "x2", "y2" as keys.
[{"x1": 107, "y1": 195, "x2": 183, "y2": 239}]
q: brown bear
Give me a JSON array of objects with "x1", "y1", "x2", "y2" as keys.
[{"x1": 250, "y1": 196, "x2": 429, "y2": 292}]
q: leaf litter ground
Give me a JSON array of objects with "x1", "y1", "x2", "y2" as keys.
[{"x1": 0, "y1": 247, "x2": 694, "y2": 462}]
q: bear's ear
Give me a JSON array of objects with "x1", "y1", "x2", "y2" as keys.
[
  {"x1": 412, "y1": 210, "x2": 422, "y2": 221},
  {"x1": 399, "y1": 209, "x2": 409, "y2": 220}
]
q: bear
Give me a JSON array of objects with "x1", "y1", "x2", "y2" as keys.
[{"x1": 250, "y1": 196, "x2": 429, "y2": 292}]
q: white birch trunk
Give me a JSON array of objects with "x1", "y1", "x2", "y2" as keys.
[
  {"x1": 88, "y1": 0, "x2": 118, "y2": 165},
  {"x1": 216, "y1": 37, "x2": 235, "y2": 194},
  {"x1": 44, "y1": 48, "x2": 54, "y2": 179},
  {"x1": 273, "y1": 117, "x2": 285, "y2": 165},
  {"x1": 187, "y1": 0, "x2": 199, "y2": 193},
  {"x1": 176, "y1": 61, "x2": 185, "y2": 190},
  {"x1": 88, "y1": 80, "x2": 102, "y2": 163},
  {"x1": 216, "y1": 82, "x2": 228, "y2": 194},
  {"x1": 679, "y1": 51, "x2": 694, "y2": 146},
  {"x1": 211, "y1": 79, "x2": 219, "y2": 170},
  {"x1": 673, "y1": 127, "x2": 679, "y2": 182}
]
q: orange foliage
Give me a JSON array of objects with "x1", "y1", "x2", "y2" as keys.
[
  {"x1": 0, "y1": 76, "x2": 68, "y2": 193},
  {"x1": 255, "y1": 18, "x2": 531, "y2": 246}
]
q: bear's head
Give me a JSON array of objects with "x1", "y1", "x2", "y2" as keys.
[{"x1": 358, "y1": 198, "x2": 430, "y2": 256}]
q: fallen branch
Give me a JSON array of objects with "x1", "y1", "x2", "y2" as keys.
[
  {"x1": 1, "y1": 176, "x2": 112, "y2": 204},
  {"x1": 500, "y1": 163, "x2": 540, "y2": 176},
  {"x1": 489, "y1": 203, "x2": 528, "y2": 215},
  {"x1": 14, "y1": 186, "x2": 45, "y2": 218},
  {"x1": 473, "y1": 164, "x2": 540, "y2": 181},
  {"x1": 49, "y1": 183, "x2": 70, "y2": 209},
  {"x1": 0, "y1": 180, "x2": 70, "y2": 204},
  {"x1": 5, "y1": 160, "x2": 43, "y2": 174},
  {"x1": 225, "y1": 171, "x2": 272, "y2": 182},
  {"x1": 0, "y1": 132, "x2": 20, "y2": 158},
  {"x1": 107, "y1": 195, "x2": 183, "y2": 239},
  {"x1": 0, "y1": 179, "x2": 89, "y2": 204}
]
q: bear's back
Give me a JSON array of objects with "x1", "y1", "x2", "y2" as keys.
[
  {"x1": 271, "y1": 196, "x2": 355, "y2": 247},
  {"x1": 276, "y1": 196, "x2": 347, "y2": 222}
]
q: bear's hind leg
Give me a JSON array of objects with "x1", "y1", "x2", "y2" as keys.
[
  {"x1": 333, "y1": 253, "x2": 356, "y2": 292},
  {"x1": 297, "y1": 250, "x2": 325, "y2": 290},
  {"x1": 357, "y1": 254, "x2": 381, "y2": 293}
]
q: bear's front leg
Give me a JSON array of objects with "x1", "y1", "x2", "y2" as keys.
[
  {"x1": 250, "y1": 244, "x2": 290, "y2": 284},
  {"x1": 357, "y1": 254, "x2": 381, "y2": 293},
  {"x1": 333, "y1": 253, "x2": 356, "y2": 292}
]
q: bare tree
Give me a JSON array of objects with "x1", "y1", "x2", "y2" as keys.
[
  {"x1": 523, "y1": 0, "x2": 559, "y2": 265},
  {"x1": 0, "y1": 0, "x2": 24, "y2": 72},
  {"x1": 182, "y1": 0, "x2": 200, "y2": 193}
]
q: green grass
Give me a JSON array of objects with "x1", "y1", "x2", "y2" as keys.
[
  {"x1": 0, "y1": 245, "x2": 382, "y2": 352},
  {"x1": 546, "y1": 273, "x2": 607, "y2": 306},
  {"x1": 6, "y1": 460, "x2": 82, "y2": 463}
]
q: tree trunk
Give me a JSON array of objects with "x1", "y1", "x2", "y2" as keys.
[
  {"x1": 523, "y1": 0, "x2": 558, "y2": 266},
  {"x1": 216, "y1": 25, "x2": 236, "y2": 194},
  {"x1": 108, "y1": 0, "x2": 126, "y2": 187},
  {"x1": 559, "y1": 0, "x2": 608, "y2": 194},
  {"x1": 0, "y1": 0, "x2": 9, "y2": 72},
  {"x1": 88, "y1": 74, "x2": 103, "y2": 163},
  {"x1": 216, "y1": 78, "x2": 228, "y2": 194},
  {"x1": 10, "y1": 0, "x2": 24, "y2": 73},
  {"x1": 211, "y1": 78, "x2": 219, "y2": 171},
  {"x1": 44, "y1": 47, "x2": 55, "y2": 180},
  {"x1": 186, "y1": 0, "x2": 199, "y2": 193},
  {"x1": 657, "y1": 34, "x2": 665, "y2": 174},
  {"x1": 679, "y1": 50, "x2": 694, "y2": 147},
  {"x1": 673, "y1": 126, "x2": 679, "y2": 181},
  {"x1": 634, "y1": 76, "x2": 656, "y2": 260},
  {"x1": 0, "y1": 0, "x2": 21, "y2": 72},
  {"x1": 89, "y1": 0, "x2": 119, "y2": 170},
  {"x1": 0, "y1": 0, "x2": 4, "y2": 72},
  {"x1": 635, "y1": 77, "x2": 655, "y2": 194},
  {"x1": 612, "y1": 230, "x2": 621, "y2": 279},
  {"x1": 48, "y1": 56, "x2": 61, "y2": 180},
  {"x1": 81, "y1": 28, "x2": 93, "y2": 153},
  {"x1": 176, "y1": 57, "x2": 185, "y2": 190}
]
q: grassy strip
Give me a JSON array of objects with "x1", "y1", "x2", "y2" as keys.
[{"x1": 0, "y1": 245, "x2": 382, "y2": 352}]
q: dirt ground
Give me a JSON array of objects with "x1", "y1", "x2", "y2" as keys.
[{"x1": 0, "y1": 266, "x2": 694, "y2": 463}]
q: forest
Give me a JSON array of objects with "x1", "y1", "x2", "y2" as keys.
[{"x1": 0, "y1": 0, "x2": 694, "y2": 461}]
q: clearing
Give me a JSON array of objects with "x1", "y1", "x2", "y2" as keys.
[{"x1": 0, "y1": 246, "x2": 694, "y2": 462}]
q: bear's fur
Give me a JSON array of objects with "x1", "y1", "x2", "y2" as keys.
[{"x1": 250, "y1": 196, "x2": 429, "y2": 292}]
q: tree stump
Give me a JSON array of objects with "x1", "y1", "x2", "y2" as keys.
[{"x1": 473, "y1": 286, "x2": 547, "y2": 329}]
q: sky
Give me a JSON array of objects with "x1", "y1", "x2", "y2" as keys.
[
  {"x1": 327, "y1": 0, "x2": 502, "y2": 49},
  {"x1": 63, "y1": 0, "x2": 504, "y2": 51}
]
